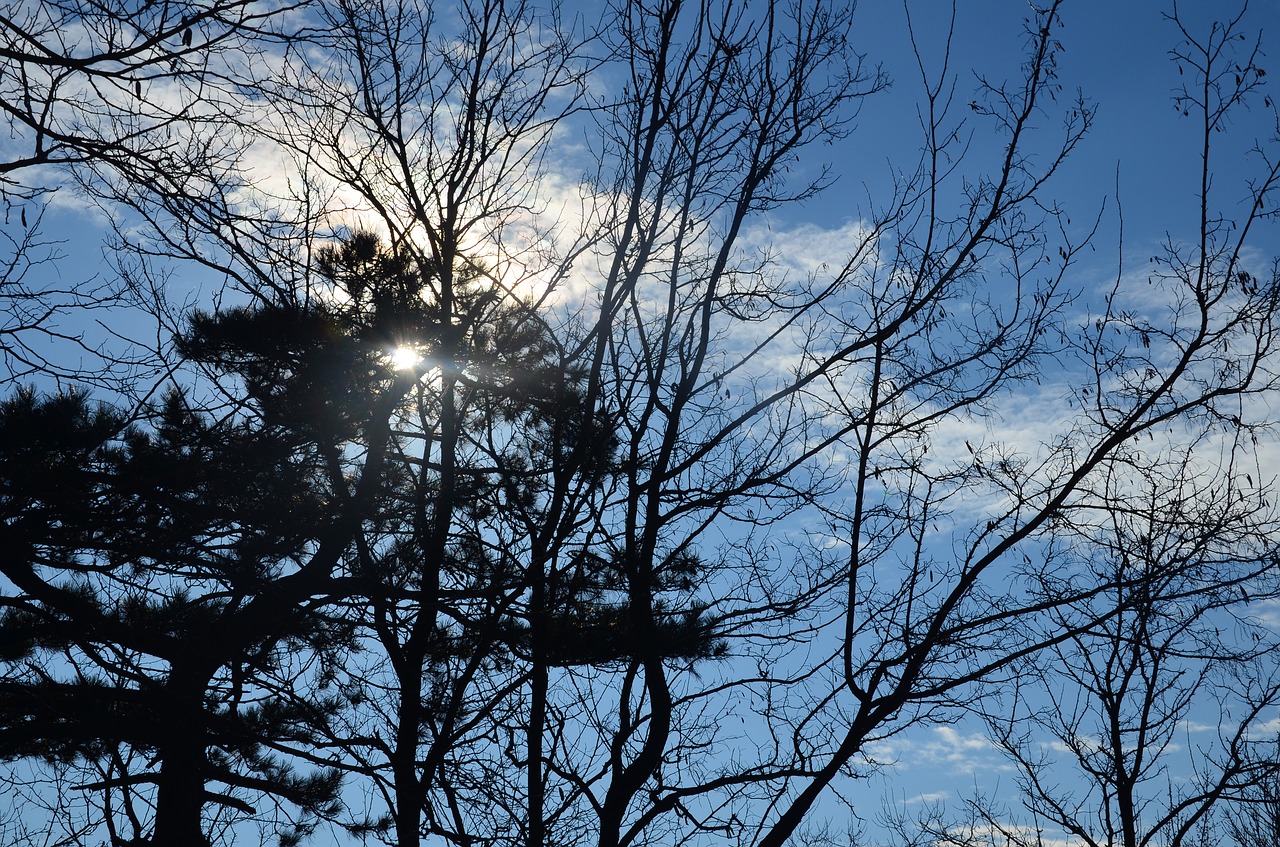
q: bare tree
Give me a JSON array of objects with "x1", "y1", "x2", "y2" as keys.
[
  {"x1": 974, "y1": 451, "x2": 1280, "y2": 847},
  {"x1": 876, "y1": 6, "x2": 1280, "y2": 847},
  {"x1": 552, "y1": 1, "x2": 1280, "y2": 845},
  {"x1": 5, "y1": 1, "x2": 1280, "y2": 846},
  {"x1": 1227, "y1": 744, "x2": 1280, "y2": 847},
  {"x1": 0, "y1": 0, "x2": 306, "y2": 388}
]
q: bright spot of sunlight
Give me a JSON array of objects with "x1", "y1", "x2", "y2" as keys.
[{"x1": 389, "y1": 346, "x2": 423, "y2": 371}]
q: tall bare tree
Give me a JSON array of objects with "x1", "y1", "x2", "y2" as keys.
[
  {"x1": 872, "y1": 6, "x2": 1280, "y2": 846},
  {"x1": 5, "y1": 1, "x2": 1280, "y2": 846}
]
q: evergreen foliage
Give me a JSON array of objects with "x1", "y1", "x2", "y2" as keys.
[{"x1": 0, "y1": 234, "x2": 725, "y2": 843}]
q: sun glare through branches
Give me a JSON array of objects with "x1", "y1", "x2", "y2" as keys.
[{"x1": 2, "y1": 1, "x2": 1280, "y2": 847}]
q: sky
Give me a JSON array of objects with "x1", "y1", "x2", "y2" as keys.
[
  {"x1": 803, "y1": 3, "x2": 1280, "y2": 841},
  {"x1": 10, "y1": 0, "x2": 1280, "y2": 844},
  {"x1": 807, "y1": 2, "x2": 1280, "y2": 260},
  {"x1": 26, "y1": 1, "x2": 1280, "y2": 361}
]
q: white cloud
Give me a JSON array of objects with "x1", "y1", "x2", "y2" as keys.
[
  {"x1": 872, "y1": 725, "x2": 1012, "y2": 776},
  {"x1": 904, "y1": 790, "x2": 950, "y2": 805},
  {"x1": 739, "y1": 218, "x2": 879, "y2": 278}
]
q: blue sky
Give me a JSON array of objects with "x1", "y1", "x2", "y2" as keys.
[
  {"x1": 10, "y1": 1, "x2": 1280, "y2": 844},
  {"x1": 29, "y1": 1, "x2": 1280, "y2": 314},
  {"x1": 807, "y1": 2, "x2": 1280, "y2": 254},
  {"x1": 804, "y1": 3, "x2": 1280, "y2": 841}
]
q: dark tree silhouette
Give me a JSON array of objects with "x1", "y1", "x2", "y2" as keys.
[
  {"x1": 0, "y1": 387, "x2": 344, "y2": 844},
  {"x1": 3, "y1": 1, "x2": 1280, "y2": 846}
]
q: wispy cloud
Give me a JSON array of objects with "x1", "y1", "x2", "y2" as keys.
[{"x1": 872, "y1": 725, "x2": 1013, "y2": 775}]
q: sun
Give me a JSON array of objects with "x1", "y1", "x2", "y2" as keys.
[{"x1": 388, "y1": 346, "x2": 423, "y2": 371}]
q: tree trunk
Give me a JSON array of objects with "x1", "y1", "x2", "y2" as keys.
[{"x1": 152, "y1": 667, "x2": 211, "y2": 846}]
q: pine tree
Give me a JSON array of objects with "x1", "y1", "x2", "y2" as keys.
[
  {"x1": 0, "y1": 386, "x2": 345, "y2": 845},
  {"x1": 0, "y1": 233, "x2": 730, "y2": 844}
]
